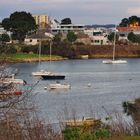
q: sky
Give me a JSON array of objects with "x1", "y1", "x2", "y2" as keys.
[{"x1": 0, "y1": 0, "x2": 140, "y2": 25}]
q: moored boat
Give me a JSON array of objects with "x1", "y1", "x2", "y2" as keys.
[
  {"x1": 48, "y1": 83, "x2": 70, "y2": 89},
  {"x1": 64, "y1": 117, "x2": 101, "y2": 127},
  {"x1": 0, "y1": 74, "x2": 26, "y2": 85}
]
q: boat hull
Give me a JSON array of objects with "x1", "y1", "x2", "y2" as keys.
[
  {"x1": 48, "y1": 83, "x2": 70, "y2": 89},
  {"x1": 41, "y1": 75, "x2": 65, "y2": 80},
  {"x1": 102, "y1": 60, "x2": 127, "y2": 64}
]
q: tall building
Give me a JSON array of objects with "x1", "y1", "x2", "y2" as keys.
[{"x1": 32, "y1": 14, "x2": 50, "y2": 29}]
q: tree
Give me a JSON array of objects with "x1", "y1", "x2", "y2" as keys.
[
  {"x1": 128, "y1": 32, "x2": 136, "y2": 43},
  {"x1": 61, "y1": 18, "x2": 72, "y2": 24},
  {"x1": 0, "y1": 34, "x2": 10, "y2": 43},
  {"x1": 119, "y1": 18, "x2": 129, "y2": 27},
  {"x1": 2, "y1": 11, "x2": 37, "y2": 42},
  {"x1": 108, "y1": 32, "x2": 119, "y2": 43},
  {"x1": 67, "y1": 32, "x2": 77, "y2": 43},
  {"x1": 119, "y1": 16, "x2": 140, "y2": 27},
  {"x1": 53, "y1": 33, "x2": 62, "y2": 43},
  {"x1": 129, "y1": 16, "x2": 140, "y2": 25}
]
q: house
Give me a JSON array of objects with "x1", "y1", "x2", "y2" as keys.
[
  {"x1": 90, "y1": 36, "x2": 109, "y2": 45},
  {"x1": 24, "y1": 32, "x2": 53, "y2": 45},
  {"x1": 76, "y1": 33, "x2": 91, "y2": 45},
  {"x1": 51, "y1": 19, "x2": 84, "y2": 35},
  {"x1": 84, "y1": 28, "x2": 110, "y2": 45}
]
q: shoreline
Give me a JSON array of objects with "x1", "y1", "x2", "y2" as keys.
[{"x1": 1, "y1": 53, "x2": 140, "y2": 64}]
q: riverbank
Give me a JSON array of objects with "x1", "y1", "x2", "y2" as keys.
[
  {"x1": 0, "y1": 53, "x2": 66, "y2": 63},
  {"x1": 75, "y1": 45, "x2": 140, "y2": 59}
]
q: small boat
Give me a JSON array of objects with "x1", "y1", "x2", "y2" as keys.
[
  {"x1": 0, "y1": 74, "x2": 26, "y2": 85},
  {"x1": 64, "y1": 117, "x2": 101, "y2": 127},
  {"x1": 48, "y1": 83, "x2": 70, "y2": 89}
]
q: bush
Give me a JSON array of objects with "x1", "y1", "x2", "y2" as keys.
[
  {"x1": 63, "y1": 126, "x2": 111, "y2": 140},
  {"x1": 21, "y1": 45, "x2": 38, "y2": 54},
  {"x1": 0, "y1": 45, "x2": 17, "y2": 54}
]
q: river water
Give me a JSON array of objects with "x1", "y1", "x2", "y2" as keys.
[{"x1": 11, "y1": 59, "x2": 140, "y2": 123}]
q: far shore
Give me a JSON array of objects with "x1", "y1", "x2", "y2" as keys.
[{"x1": 1, "y1": 53, "x2": 140, "y2": 64}]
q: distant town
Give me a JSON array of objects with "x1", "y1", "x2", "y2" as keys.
[{"x1": 0, "y1": 12, "x2": 140, "y2": 61}]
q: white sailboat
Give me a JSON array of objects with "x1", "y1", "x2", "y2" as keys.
[
  {"x1": 40, "y1": 41, "x2": 65, "y2": 80},
  {"x1": 32, "y1": 40, "x2": 51, "y2": 76},
  {"x1": 32, "y1": 40, "x2": 65, "y2": 80},
  {"x1": 102, "y1": 27, "x2": 127, "y2": 64}
]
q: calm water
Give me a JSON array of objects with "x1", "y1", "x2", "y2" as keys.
[{"x1": 11, "y1": 59, "x2": 140, "y2": 122}]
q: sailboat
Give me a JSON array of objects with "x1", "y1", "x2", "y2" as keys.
[
  {"x1": 40, "y1": 41, "x2": 65, "y2": 80},
  {"x1": 32, "y1": 40, "x2": 65, "y2": 80},
  {"x1": 102, "y1": 27, "x2": 127, "y2": 64},
  {"x1": 32, "y1": 40, "x2": 51, "y2": 76}
]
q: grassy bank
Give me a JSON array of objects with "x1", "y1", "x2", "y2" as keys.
[{"x1": 0, "y1": 53, "x2": 65, "y2": 63}]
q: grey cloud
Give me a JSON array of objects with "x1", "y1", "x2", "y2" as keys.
[{"x1": 0, "y1": 0, "x2": 140, "y2": 24}]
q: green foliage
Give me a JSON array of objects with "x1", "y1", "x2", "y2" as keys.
[
  {"x1": 129, "y1": 16, "x2": 140, "y2": 25},
  {"x1": 67, "y1": 32, "x2": 77, "y2": 43},
  {"x1": 2, "y1": 11, "x2": 37, "y2": 42},
  {"x1": 94, "y1": 129, "x2": 110, "y2": 139},
  {"x1": 128, "y1": 32, "x2": 136, "y2": 43},
  {"x1": 128, "y1": 32, "x2": 140, "y2": 43},
  {"x1": 0, "y1": 44, "x2": 17, "y2": 54},
  {"x1": 53, "y1": 33, "x2": 62, "y2": 43},
  {"x1": 108, "y1": 32, "x2": 119, "y2": 42},
  {"x1": 61, "y1": 18, "x2": 72, "y2": 24},
  {"x1": 21, "y1": 45, "x2": 38, "y2": 54},
  {"x1": 63, "y1": 126, "x2": 110, "y2": 140},
  {"x1": 0, "y1": 34, "x2": 10, "y2": 43},
  {"x1": 119, "y1": 18, "x2": 129, "y2": 27}
]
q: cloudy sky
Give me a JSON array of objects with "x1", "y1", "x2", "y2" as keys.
[{"x1": 0, "y1": 0, "x2": 140, "y2": 24}]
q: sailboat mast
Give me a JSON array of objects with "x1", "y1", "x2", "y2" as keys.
[
  {"x1": 113, "y1": 26, "x2": 117, "y2": 61},
  {"x1": 39, "y1": 39, "x2": 42, "y2": 65},
  {"x1": 49, "y1": 40, "x2": 52, "y2": 65}
]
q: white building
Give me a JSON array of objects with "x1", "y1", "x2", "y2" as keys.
[
  {"x1": 84, "y1": 28, "x2": 110, "y2": 45},
  {"x1": 0, "y1": 27, "x2": 7, "y2": 35},
  {"x1": 51, "y1": 19, "x2": 85, "y2": 34}
]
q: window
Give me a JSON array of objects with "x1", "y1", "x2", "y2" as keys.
[
  {"x1": 30, "y1": 39, "x2": 32, "y2": 42},
  {"x1": 95, "y1": 40, "x2": 100, "y2": 43}
]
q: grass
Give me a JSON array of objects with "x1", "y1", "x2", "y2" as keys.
[{"x1": 0, "y1": 53, "x2": 65, "y2": 63}]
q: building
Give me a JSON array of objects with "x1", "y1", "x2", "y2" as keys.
[
  {"x1": 84, "y1": 28, "x2": 110, "y2": 45},
  {"x1": 32, "y1": 14, "x2": 50, "y2": 29},
  {"x1": 117, "y1": 26, "x2": 140, "y2": 34},
  {"x1": 51, "y1": 19, "x2": 84, "y2": 35},
  {"x1": 76, "y1": 33, "x2": 91, "y2": 45},
  {"x1": 0, "y1": 27, "x2": 7, "y2": 35}
]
